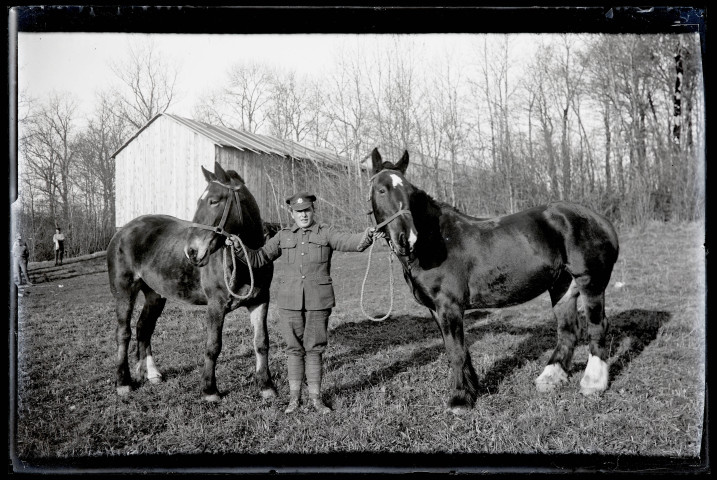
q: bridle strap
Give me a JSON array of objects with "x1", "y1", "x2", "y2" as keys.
[
  {"x1": 188, "y1": 180, "x2": 243, "y2": 238},
  {"x1": 374, "y1": 209, "x2": 412, "y2": 230}
]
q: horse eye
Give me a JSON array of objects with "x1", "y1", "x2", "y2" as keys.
[
  {"x1": 378, "y1": 188, "x2": 387, "y2": 194},
  {"x1": 209, "y1": 199, "x2": 220, "y2": 206}
]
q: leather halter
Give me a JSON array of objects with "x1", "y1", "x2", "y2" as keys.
[{"x1": 187, "y1": 180, "x2": 244, "y2": 238}]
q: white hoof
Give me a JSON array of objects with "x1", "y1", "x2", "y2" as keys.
[
  {"x1": 448, "y1": 405, "x2": 471, "y2": 415},
  {"x1": 580, "y1": 354, "x2": 609, "y2": 395},
  {"x1": 261, "y1": 388, "x2": 277, "y2": 399},
  {"x1": 136, "y1": 356, "x2": 163, "y2": 384},
  {"x1": 117, "y1": 385, "x2": 131, "y2": 396},
  {"x1": 203, "y1": 393, "x2": 221, "y2": 403},
  {"x1": 535, "y1": 364, "x2": 568, "y2": 392}
]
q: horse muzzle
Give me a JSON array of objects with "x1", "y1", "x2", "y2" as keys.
[
  {"x1": 184, "y1": 243, "x2": 211, "y2": 267},
  {"x1": 389, "y1": 232, "x2": 414, "y2": 257}
]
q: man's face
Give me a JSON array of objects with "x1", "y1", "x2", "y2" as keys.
[{"x1": 291, "y1": 206, "x2": 315, "y2": 229}]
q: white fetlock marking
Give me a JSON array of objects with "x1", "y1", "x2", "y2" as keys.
[
  {"x1": 203, "y1": 394, "x2": 221, "y2": 403},
  {"x1": 535, "y1": 364, "x2": 568, "y2": 392},
  {"x1": 117, "y1": 385, "x2": 131, "y2": 396},
  {"x1": 145, "y1": 355, "x2": 162, "y2": 383},
  {"x1": 580, "y1": 354, "x2": 608, "y2": 395}
]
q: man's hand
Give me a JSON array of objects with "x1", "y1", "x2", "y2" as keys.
[
  {"x1": 225, "y1": 235, "x2": 242, "y2": 248},
  {"x1": 357, "y1": 227, "x2": 385, "y2": 252}
]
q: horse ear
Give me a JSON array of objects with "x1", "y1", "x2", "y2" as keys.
[
  {"x1": 395, "y1": 150, "x2": 410, "y2": 174},
  {"x1": 202, "y1": 165, "x2": 216, "y2": 183},
  {"x1": 371, "y1": 148, "x2": 383, "y2": 175},
  {"x1": 214, "y1": 162, "x2": 230, "y2": 183}
]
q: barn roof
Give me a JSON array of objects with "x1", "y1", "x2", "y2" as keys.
[{"x1": 111, "y1": 113, "x2": 346, "y2": 166}]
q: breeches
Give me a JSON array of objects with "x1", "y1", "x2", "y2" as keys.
[
  {"x1": 15, "y1": 258, "x2": 29, "y2": 281},
  {"x1": 279, "y1": 308, "x2": 331, "y2": 357}
]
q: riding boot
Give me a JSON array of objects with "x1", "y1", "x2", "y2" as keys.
[
  {"x1": 285, "y1": 355, "x2": 304, "y2": 414},
  {"x1": 306, "y1": 353, "x2": 331, "y2": 414}
]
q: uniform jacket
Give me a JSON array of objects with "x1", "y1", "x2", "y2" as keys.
[
  {"x1": 13, "y1": 240, "x2": 29, "y2": 259},
  {"x1": 239, "y1": 222, "x2": 367, "y2": 310}
]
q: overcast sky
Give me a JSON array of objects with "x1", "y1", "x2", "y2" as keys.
[
  {"x1": 18, "y1": 33, "x2": 346, "y2": 117},
  {"x1": 18, "y1": 32, "x2": 541, "y2": 122}
]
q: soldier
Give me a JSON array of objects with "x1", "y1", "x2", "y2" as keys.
[
  {"x1": 12, "y1": 233, "x2": 33, "y2": 286},
  {"x1": 227, "y1": 192, "x2": 383, "y2": 414}
]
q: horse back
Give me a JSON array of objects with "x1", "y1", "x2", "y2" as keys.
[
  {"x1": 107, "y1": 215, "x2": 207, "y2": 304},
  {"x1": 442, "y1": 202, "x2": 618, "y2": 308}
]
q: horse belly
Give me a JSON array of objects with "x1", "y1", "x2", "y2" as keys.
[
  {"x1": 468, "y1": 265, "x2": 556, "y2": 309},
  {"x1": 140, "y1": 266, "x2": 207, "y2": 305}
]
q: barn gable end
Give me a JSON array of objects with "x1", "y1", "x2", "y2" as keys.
[{"x1": 114, "y1": 115, "x2": 218, "y2": 228}]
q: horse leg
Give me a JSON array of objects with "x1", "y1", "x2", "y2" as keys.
[
  {"x1": 113, "y1": 284, "x2": 140, "y2": 396},
  {"x1": 432, "y1": 303, "x2": 479, "y2": 414},
  {"x1": 135, "y1": 287, "x2": 166, "y2": 385},
  {"x1": 578, "y1": 291, "x2": 609, "y2": 395},
  {"x1": 201, "y1": 302, "x2": 226, "y2": 402},
  {"x1": 536, "y1": 274, "x2": 579, "y2": 392},
  {"x1": 247, "y1": 302, "x2": 277, "y2": 399}
]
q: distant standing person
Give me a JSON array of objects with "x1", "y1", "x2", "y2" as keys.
[
  {"x1": 53, "y1": 227, "x2": 66, "y2": 266},
  {"x1": 13, "y1": 233, "x2": 33, "y2": 286}
]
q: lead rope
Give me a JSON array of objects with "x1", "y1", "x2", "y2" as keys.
[
  {"x1": 222, "y1": 235, "x2": 255, "y2": 300},
  {"x1": 360, "y1": 241, "x2": 395, "y2": 322}
]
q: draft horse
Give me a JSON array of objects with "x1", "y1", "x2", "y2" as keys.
[
  {"x1": 369, "y1": 148, "x2": 619, "y2": 413},
  {"x1": 107, "y1": 162, "x2": 276, "y2": 402}
]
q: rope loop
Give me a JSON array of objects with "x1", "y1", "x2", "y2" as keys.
[
  {"x1": 223, "y1": 235, "x2": 255, "y2": 300},
  {"x1": 360, "y1": 242, "x2": 395, "y2": 322}
]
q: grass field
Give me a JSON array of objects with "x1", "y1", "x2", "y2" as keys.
[{"x1": 10, "y1": 221, "x2": 706, "y2": 473}]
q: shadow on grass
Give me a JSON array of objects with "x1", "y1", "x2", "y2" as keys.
[
  {"x1": 326, "y1": 308, "x2": 670, "y2": 401},
  {"x1": 604, "y1": 309, "x2": 671, "y2": 383}
]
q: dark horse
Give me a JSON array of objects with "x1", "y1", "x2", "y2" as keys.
[
  {"x1": 107, "y1": 162, "x2": 276, "y2": 402},
  {"x1": 369, "y1": 149, "x2": 619, "y2": 413}
]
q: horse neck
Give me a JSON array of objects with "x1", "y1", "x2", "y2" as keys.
[
  {"x1": 408, "y1": 188, "x2": 449, "y2": 266},
  {"x1": 229, "y1": 197, "x2": 266, "y2": 249}
]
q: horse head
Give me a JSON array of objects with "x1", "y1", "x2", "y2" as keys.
[
  {"x1": 184, "y1": 162, "x2": 250, "y2": 267},
  {"x1": 369, "y1": 148, "x2": 418, "y2": 257}
]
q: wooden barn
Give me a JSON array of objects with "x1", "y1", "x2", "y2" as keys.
[{"x1": 112, "y1": 113, "x2": 349, "y2": 229}]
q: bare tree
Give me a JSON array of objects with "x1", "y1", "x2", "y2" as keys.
[
  {"x1": 224, "y1": 61, "x2": 274, "y2": 133},
  {"x1": 75, "y1": 91, "x2": 129, "y2": 233},
  {"x1": 110, "y1": 39, "x2": 179, "y2": 130},
  {"x1": 21, "y1": 92, "x2": 78, "y2": 226},
  {"x1": 268, "y1": 70, "x2": 313, "y2": 142}
]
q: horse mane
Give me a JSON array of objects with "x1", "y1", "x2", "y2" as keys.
[
  {"x1": 408, "y1": 186, "x2": 448, "y2": 266},
  {"x1": 225, "y1": 170, "x2": 266, "y2": 247}
]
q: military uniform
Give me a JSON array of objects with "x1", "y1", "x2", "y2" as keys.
[
  {"x1": 232, "y1": 192, "x2": 374, "y2": 414},
  {"x1": 13, "y1": 235, "x2": 33, "y2": 286}
]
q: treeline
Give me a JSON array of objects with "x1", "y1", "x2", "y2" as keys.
[
  {"x1": 16, "y1": 34, "x2": 704, "y2": 261},
  {"x1": 192, "y1": 34, "x2": 704, "y2": 229}
]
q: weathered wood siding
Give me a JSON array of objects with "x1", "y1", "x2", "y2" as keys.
[{"x1": 114, "y1": 115, "x2": 217, "y2": 227}]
